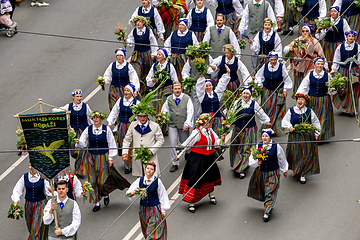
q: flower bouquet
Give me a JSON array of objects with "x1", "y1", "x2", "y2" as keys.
[
  {"x1": 194, "y1": 58, "x2": 208, "y2": 75},
  {"x1": 125, "y1": 187, "x2": 148, "y2": 199},
  {"x1": 114, "y1": 23, "x2": 127, "y2": 48},
  {"x1": 182, "y1": 76, "x2": 196, "y2": 92},
  {"x1": 250, "y1": 145, "x2": 269, "y2": 168},
  {"x1": 82, "y1": 181, "x2": 94, "y2": 203},
  {"x1": 289, "y1": 0, "x2": 305, "y2": 7},
  {"x1": 132, "y1": 145, "x2": 151, "y2": 165},
  {"x1": 97, "y1": 76, "x2": 105, "y2": 91},
  {"x1": 8, "y1": 204, "x2": 24, "y2": 220},
  {"x1": 327, "y1": 72, "x2": 349, "y2": 91},
  {"x1": 68, "y1": 126, "x2": 77, "y2": 145},
  {"x1": 153, "y1": 64, "x2": 171, "y2": 84},
  {"x1": 284, "y1": 122, "x2": 320, "y2": 134},
  {"x1": 222, "y1": 90, "x2": 240, "y2": 111},
  {"x1": 315, "y1": 18, "x2": 337, "y2": 31},
  {"x1": 16, "y1": 127, "x2": 26, "y2": 156},
  {"x1": 355, "y1": 0, "x2": 360, "y2": 7},
  {"x1": 159, "y1": 0, "x2": 173, "y2": 8},
  {"x1": 248, "y1": 81, "x2": 264, "y2": 99},
  {"x1": 155, "y1": 112, "x2": 170, "y2": 126},
  {"x1": 185, "y1": 42, "x2": 211, "y2": 60},
  {"x1": 283, "y1": 37, "x2": 308, "y2": 61},
  {"x1": 238, "y1": 38, "x2": 247, "y2": 50}
]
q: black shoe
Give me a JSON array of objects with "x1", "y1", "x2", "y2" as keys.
[
  {"x1": 125, "y1": 168, "x2": 132, "y2": 174},
  {"x1": 104, "y1": 196, "x2": 110, "y2": 206},
  {"x1": 185, "y1": 153, "x2": 190, "y2": 161},
  {"x1": 209, "y1": 197, "x2": 217, "y2": 205},
  {"x1": 188, "y1": 205, "x2": 195, "y2": 213},
  {"x1": 93, "y1": 204, "x2": 101, "y2": 212},
  {"x1": 170, "y1": 165, "x2": 178, "y2": 172}
]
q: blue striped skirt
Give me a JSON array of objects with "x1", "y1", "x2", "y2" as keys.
[
  {"x1": 74, "y1": 129, "x2": 89, "y2": 176},
  {"x1": 130, "y1": 50, "x2": 153, "y2": 94},
  {"x1": 25, "y1": 199, "x2": 48, "y2": 240},
  {"x1": 119, "y1": 122, "x2": 132, "y2": 168},
  {"x1": 260, "y1": 88, "x2": 286, "y2": 134},
  {"x1": 230, "y1": 126, "x2": 257, "y2": 173},
  {"x1": 292, "y1": 70, "x2": 305, "y2": 98},
  {"x1": 139, "y1": 204, "x2": 167, "y2": 240},
  {"x1": 192, "y1": 30, "x2": 205, "y2": 42},
  {"x1": 226, "y1": 79, "x2": 241, "y2": 92},
  {"x1": 247, "y1": 168, "x2": 280, "y2": 214},
  {"x1": 345, "y1": 14, "x2": 360, "y2": 44},
  {"x1": 164, "y1": 20, "x2": 177, "y2": 39},
  {"x1": 286, "y1": 132, "x2": 320, "y2": 177},
  {"x1": 222, "y1": 11, "x2": 240, "y2": 36},
  {"x1": 309, "y1": 95, "x2": 335, "y2": 140},
  {"x1": 108, "y1": 84, "x2": 125, "y2": 111},
  {"x1": 322, "y1": 41, "x2": 341, "y2": 70},
  {"x1": 153, "y1": 86, "x2": 173, "y2": 113},
  {"x1": 170, "y1": 53, "x2": 188, "y2": 82}
]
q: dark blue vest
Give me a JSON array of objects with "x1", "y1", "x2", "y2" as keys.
[
  {"x1": 139, "y1": 177, "x2": 160, "y2": 207},
  {"x1": 69, "y1": 103, "x2": 89, "y2": 131},
  {"x1": 119, "y1": 98, "x2": 137, "y2": 123},
  {"x1": 24, "y1": 173, "x2": 46, "y2": 203},
  {"x1": 218, "y1": 55, "x2": 239, "y2": 82},
  {"x1": 111, "y1": 62, "x2": 130, "y2": 87},
  {"x1": 341, "y1": 0, "x2": 360, "y2": 16},
  {"x1": 308, "y1": 71, "x2": 328, "y2": 97},
  {"x1": 134, "y1": 27, "x2": 151, "y2": 52},
  {"x1": 235, "y1": 100, "x2": 257, "y2": 128},
  {"x1": 88, "y1": 124, "x2": 108, "y2": 155},
  {"x1": 290, "y1": 107, "x2": 311, "y2": 126},
  {"x1": 324, "y1": 18, "x2": 345, "y2": 43},
  {"x1": 54, "y1": 176, "x2": 75, "y2": 200},
  {"x1": 171, "y1": 30, "x2": 193, "y2": 54},
  {"x1": 201, "y1": 92, "x2": 222, "y2": 117},
  {"x1": 138, "y1": 6, "x2": 156, "y2": 31},
  {"x1": 259, "y1": 31, "x2": 276, "y2": 55},
  {"x1": 153, "y1": 62, "x2": 173, "y2": 88},
  {"x1": 301, "y1": 0, "x2": 320, "y2": 18},
  {"x1": 258, "y1": 142, "x2": 279, "y2": 172},
  {"x1": 189, "y1": 8, "x2": 207, "y2": 32},
  {"x1": 263, "y1": 62, "x2": 284, "y2": 90},
  {"x1": 340, "y1": 43, "x2": 359, "y2": 68},
  {"x1": 216, "y1": 0, "x2": 235, "y2": 14}
]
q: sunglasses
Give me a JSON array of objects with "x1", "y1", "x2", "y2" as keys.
[{"x1": 302, "y1": 30, "x2": 309, "y2": 32}]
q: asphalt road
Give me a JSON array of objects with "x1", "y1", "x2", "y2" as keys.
[{"x1": 1, "y1": 1, "x2": 360, "y2": 239}]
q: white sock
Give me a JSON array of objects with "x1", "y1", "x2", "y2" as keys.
[
  {"x1": 189, "y1": 204, "x2": 195, "y2": 207},
  {"x1": 104, "y1": 196, "x2": 109, "y2": 199},
  {"x1": 264, "y1": 213, "x2": 269, "y2": 218},
  {"x1": 95, "y1": 202, "x2": 100, "y2": 206},
  {"x1": 300, "y1": 176, "x2": 306, "y2": 181},
  {"x1": 209, "y1": 192, "x2": 214, "y2": 198},
  {"x1": 289, "y1": 27, "x2": 293, "y2": 31}
]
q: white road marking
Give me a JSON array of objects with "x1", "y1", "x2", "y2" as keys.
[
  {"x1": 0, "y1": 154, "x2": 28, "y2": 182},
  {"x1": 83, "y1": 85, "x2": 102, "y2": 103}
]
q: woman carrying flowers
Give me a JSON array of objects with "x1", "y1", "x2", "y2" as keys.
[
  {"x1": 281, "y1": 93, "x2": 321, "y2": 184},
  {"x1": 186, "y1": 0, "x2": 215, "y2": 41},
  {"x1": 248, "y1": 129, "x2": 288, "y2": 222},
  {"x1": 107, "y1": 84, "x2": 139, "y2": 174},
  {"x1": 174, "y1": 113, "x2": 222, "y2": 213},
  {"x1": 76, "y1": 111, "x2": 130, "y2": 212},
  {"x1": 126, "y1": 161, "x2": 170, "y2": 240},
  {"x1": 11, "y1": 162, "x2": 48, "y2": 240},
  {"x1": 229, "y1": 86, "x2": 270, "y2": 179}
]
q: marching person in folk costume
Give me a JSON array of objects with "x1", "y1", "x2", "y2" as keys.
[
  {"x1": 186, "y1": 0, "x2": 215, "y2": 42},
  {"x1": 146, "y1": 48, "x2": 179, "y2": 112},
  {"x1": 107, "y1": 84, "x2": 139, "y2": 174},
  {"x1": 296, "y1": 57, "x2": 336, "y2": 140},
  {"x1": 129, "y1": 0, "x2": 166, "y2": 42},
  {"x1": 316, "y1": 6, "x2": 351, "y2": 69},
  {"x1": 11, "y1": 162, "x2": 49, "y2": 240},
  {"x1": 161, "y1": 82, "x2": 194, "y2": 172},
  {"x1": 247, "y1": 129, "x2": 288, "y2": 222},
  {"x1": 76, "y1": 111, "x2": 130, "y2": 212},
  {"x1": 229, "y1": 86, "x2": 271, "y2": 179},
  {"x1": 330, "y1": 30, "x2": 360, "y2": 114},
  {"x1": 238, "y1": 0, "x2": 276, "y2": 69},
  {"x1": 126, "y1": 161, "x2": 170, "y2": 240},
  {"x1": 103, "y1": 49, "x2": 140, "y2": 112},
  {"x1": 332, "y1": 0, "x2": 360, "y2": 42},
  {"x1": 250, "y1": 18, "x2": 283, "y2": 69},
  {"x1": 128, "y1": 15, "x2": 158, "y2": 94},
  {"x1": 164, "y1": 18, "x2": 199, "y2": 82},
  {"x1": 175, "y1": 113, "x2": 223, "y2": 213},
  {"x1": 43, "y1": 180, "x2": 81, "y2": 240},
  {"x1": 206, "y1": 0, "x2": 244, "y2": 35},
  {"x1": 203, "y1": 13, "x2": 241, "y2": 59},
  {"x1": 212, "y1": 44, "x2": 252, "y2": 91},
  {"x1": 122, "y1": 102, "x2": 165, "y2": 177},
  {"x1": 284, "y1": 24, "x2": 328, "y2": 97},
  {"x1": 282, "y1": 0, "x2": 297, "y2": 35},
  {"x1": 294, "y1": 0, "x2": 326, "y2": 27},
  {"x1": 281, "y1": 93, "x2": 321, "y2": 184},
  {"x1": 195, "y1": 64, "x2": 231, "y2": 136},
  {"x1": 254, "y1": 53, "x2": 292, "y2": 134},
  {"x1": 52, "y1": 89, "x2": 93, "y2": 177}
]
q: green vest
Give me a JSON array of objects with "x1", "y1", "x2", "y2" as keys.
[
  {"x1": 209, "y1": 26, "x2": 231, "y2": 58},
  {"x1": 49, "y1": 198, "x2": 75, "y2": 239},
  {"x1": 189, "y1": 55, "x2": 211, "y2": 80},
  {"x1": 168, "y1": 94, "x2": 190, "y2": 128},
  {"x1": 248, "y1": 1, "x2": 269, "y2": 33}
]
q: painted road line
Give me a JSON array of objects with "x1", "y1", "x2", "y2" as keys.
[{"x1": 0, "y1": 154, "x2": 28, "y2": 182}]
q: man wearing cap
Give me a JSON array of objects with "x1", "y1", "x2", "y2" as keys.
[
  {"x1": 43, "y1": 180, "x2": 81, "y2": 240},
  {"x1": 164, "y1": 18, "x2": 199, "y2": 81},
  {"x1": 161, "y1": 83, "x2": 194, "y2": 172},
  {"x1": 203, "y1": 13, "x2": 241, "y2": 59}
]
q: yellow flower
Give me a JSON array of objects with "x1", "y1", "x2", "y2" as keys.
[
  {"x1": 256, "y1": 154, "x2": 262, "y2": 159},
  {"x1": 222, "y1": 120, "x2": 227, "y2": 125}
]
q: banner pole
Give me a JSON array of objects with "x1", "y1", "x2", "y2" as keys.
[
  {"x1": 38, "y1": 98, "x2": 43, "y2": 113},
  {"x1": 49, "y1": 180, "x2": 59, "y2": 229}
]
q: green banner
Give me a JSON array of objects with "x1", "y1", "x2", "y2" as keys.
[{"x1": 20, "y1": 112, "x2": 70, "y2": 180}]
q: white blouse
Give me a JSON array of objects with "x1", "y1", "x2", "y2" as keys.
[
  {"x1": 186, "y1": 6, "x2": 215, "y2": 32},
  {"x1": 128, "y1": 6, "x2": 165, "y2": 38},
  {"x1": 231, "y1": 99, "x2": 271, "y2": 125},
  {"x1": 316, "y1": 17, "x2": 351, "y2": 41},
  {"x1": 296, "y1": 70, "x2": 336, "y2": 96},
  {"x1": 250, "y1": 30, "x2": 283, "y2": 57},
  {"x1": 213, "y1": 56, "x2": 252, "y2": 84},
  {"x1": 107, "y1": 97, "x2": 140, "y2": 126},
  {"x1": 127, "y1": 27, "x2": 158, "y2": 57},
  {"x1": 164, "y1": 29, "x2": 199, "y2": 56},
  {"x1": 196, "y1": 73, "x2": 231, "y2": 103},
  {"x1": 103, "y1": 61, "x2": 140, "y2": 91},
  {"x1": 11, "y1": 173, "x2": 48, "y2": 203},
  {"x1": 52, "y1": 102, "x2": 93, "y2": 126},
  {"x1": 331, "y1": 42, "x2": 360, "y2": 72},
  {"x1": 255, "y1": 61, "x2": 293, "y2": 92},
  {"x1": 146, "y1": 60, "x2": 179, "y2": 87}
]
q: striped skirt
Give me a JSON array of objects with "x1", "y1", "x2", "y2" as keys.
[
  {"x1": 86, "y1": 153, "x2": 110, "y2": 203},
  {"x1": 309, "y1": 95, "x2": 335, "y2": 140},
  {"x1": 344, "y1": 14, "x2": 360, "y2": 44},
  {"x1": 193, "y1": 31, "x2": 205, "y2": 42},
  {"x1": 286, "y1": 132, "x2": 320, "y2": 177},
  {"x1": 139, "y1": 205, "x2": 167, "y2": 240},
  {"x1": 256, "y1": 57, "x2": 269, "y2": 70},
  {"x1": 108, "y1": 84, "x2": 125, "y2": 111},
  {"x1": 230, "y1": 126, "x2": 257, "y2": 173},
  {"x1": 282, "y1": 1, "x2": 297, "y2": 31},
  {"x1": 25, "y1": 199, "x2": 48, "y2": 240},
  {"x1": 247, "y1": 168, "x2": 280, "y2": 214},
  {"x1": 119, "y1": 122, "x2": 132, "y2": 168},
  {"x1": 322, "y1": 41, "x2": 341, "y2": 70},
  {"x1": 153, "y1": 86, "x2": 173, "y2": 112},
  {"x1": 331, "y1": 66, "x2": 360, "y2": 113},
  {"x1": 223, "y1": 11, "x2": 240, "y2": 36},
  {"x1": 74, "y1": 129, "x2": 89, "y2": 176},
  {"x1": 212, "y1": 116, "x2": 223, "y2": 137},
  {"x1": 130, "y1": 50, "x2": 153, "y2": 94},
  {"x1": 101, "y1": 166, "x2": 131, "y2": 196},
  {"x1": 226, "y1": 79, "x2": 241, "y2": 92},
  {"x1": 292, "y1": 70, "x2": 305, "y2": 98},
  {"x1": 260, "y1": 88, "x2": 286, "y2": 134},
  {"x1": 170, "y1": 53, "x2": 188, "y2": 82},
  {"x1": 164, "y1": 21, "x2": 177, "y2": 39}
]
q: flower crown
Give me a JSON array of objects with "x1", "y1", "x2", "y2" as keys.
[
  {"x1": 132, "y1": 15, "x2": 150, "y2": 26},
  {"x1": 294, "y1": 93, "x2": 311, "y2": 101},
  {"x1": 223, "y1": 45, "x2": 237, "y2": 54},
  {"x1": 196, "y1": 112, "x2": 215, "y2": 125},
  {"x1": 89, "y1": 111, "x2": 107, "y2": 120}
]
